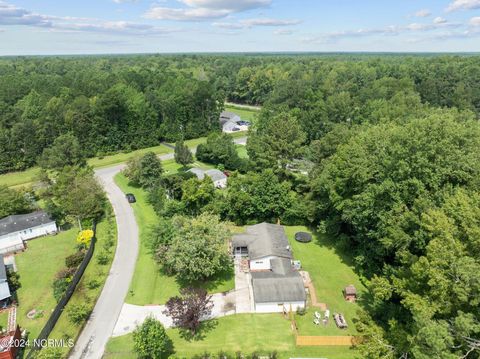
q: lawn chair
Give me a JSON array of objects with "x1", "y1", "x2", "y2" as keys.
[
  {"x1": 313, "y1": 318, "x2": 320, "y2": 325},
  {"x1": 314, "y1": 311, "x2": 321, "y2": 319}
]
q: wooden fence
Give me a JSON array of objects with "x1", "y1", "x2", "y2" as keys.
[{"x1": 296, "y1": 335, "x2": 355, "y2": 346}]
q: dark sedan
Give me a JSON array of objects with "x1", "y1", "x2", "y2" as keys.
[{"x1": 126, "y1": 193, "x2": 136, "y2": 203}]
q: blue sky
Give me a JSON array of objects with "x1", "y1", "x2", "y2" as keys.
[{"x1": 0, "y1": 0, "x2": 479, "y2": 55}]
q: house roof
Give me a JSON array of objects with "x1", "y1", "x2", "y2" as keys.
[
  {"x1": 345, "y1": 285, "x2": 357, "y2": 295},
  {"x1": 232, "y1": 223, "x2": 292, "y2": 260},
  {"x1": 222, "y1": 120, "x2": 240, "y2": 131},
  {"x1": 0, "y1": 211, "x2": 55, "y2": 237},
  {"x1": 187, "y1": 168, "x2": 227, "y2": 182},
  {"x1": 0, "y1": 255, "x2": 6, "y2": 282},
  {"x1": 251, "y1": 270, "x2": 306, "y2": 303},
  {"x1": 187, "y1": 168, "x2": 206, "y2": 180},
  {"x1": 0, "y1": 282, "x2": 10, "y2": 301},
  {"x1": 205, "y1": 169, "x2": 227, "y2": 182}
]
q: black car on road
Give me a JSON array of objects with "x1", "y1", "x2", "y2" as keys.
[{"x1": 126, "y1": 193, "x2": 136, "y2": 203}]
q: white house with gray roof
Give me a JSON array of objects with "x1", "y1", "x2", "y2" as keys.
[
  {"x1": 187, "y1": 168, "x2": 228, "y2": 188},
  {"x1": 0, "y1": 211, "x2": 57, "y2": 255},
  {"x1": 232, "y1": 223, "x2": 306, "y2": 313},
  {"x1": 219, "y1": 111, "x2": 250, "y2": 133}
]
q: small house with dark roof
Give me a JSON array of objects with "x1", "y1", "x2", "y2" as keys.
[
  {"x1": 232, "y1": 223, "x2": 306, "y2": 313},
  {"x1": 0, "y1": 211, "x2": 57, "y2": 255}
]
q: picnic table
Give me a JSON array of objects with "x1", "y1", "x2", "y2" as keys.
[{"x1": 334, "y1": 313, "x2": 348, "y2": 329}]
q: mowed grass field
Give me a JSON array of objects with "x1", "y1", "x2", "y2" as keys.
[
  {"x1": 114, "y1": 172, "x2": 234, "y2": 305},
  {"x1": 15, "y1": 228, "x2": 78, "y2": 339},
  {"x1": 0, "y1": 144, "x2": 174, "y2": 188},
  {"x1": 284, "y1": 226, "x2": 365, "y2": 336},
  {"x1": 104, "y1": 314, "x2": 357, "y2": 359},
  {"x1": 224, "y1": 104, "x2": 260, "y2": 124}
]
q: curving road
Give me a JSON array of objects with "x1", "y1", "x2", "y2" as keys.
[
  {"x1": 70, "y1": 164, "x2": 136, "y2": 359},
  {"x1": 70, "y1": 138, "x2": 247, "y2": 358}
]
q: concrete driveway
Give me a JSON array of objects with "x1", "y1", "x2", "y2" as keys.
[{"x1": 112, "y1": 291, "x2": 237, "y2": 337}]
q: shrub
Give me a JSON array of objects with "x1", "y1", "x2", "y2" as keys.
[
  {"x1": 55, "y1": 267, "x2": 76, "y2": 280},
  {"x1": 296, "y1": 307, "x2": 306, "y2": 316},
  {"x1": 76, "y1": 229, "x2": 94, "y2": 247},
  {"x1": 65, "y1": 251, "x2": 85, "y2": 268},
  {"x1": 67, "y1": 304, "x2": 90, "y2": 326},
  {"x1": 52, "y1": 278, "x2": 69, "y2": 302},
  {"x1": 87, "y1": 279, "x2": 100, "y2": 290},
  {"x1": 133, "y1": 317, "x2": 172, "y2": 359},
  {"x1": 96, "y1": 251, "x2": 110, "y2": 265}
]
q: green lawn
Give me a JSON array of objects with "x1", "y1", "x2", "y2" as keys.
[
  {"x1": 15, "y1": 228, "x2": 78, "y2": 339},
  {"x1": 104, "y1": 314, "x2": 357, "y2": 359},
  {"x1": 162, "y1": 159, "x2": 215, "y2": 176},
  {"x1": 49, "y1": 211, "x2": 117, "y2": 356},
  {"x1": 0, "y1": 167, "x2": 40, "y2": 188},
  {"x1": 224, "y1": 104, "x2": 260, "y2": 124},
  {"x1": 284, "y1": 226, "x2": 365, "y2": 336},
  {"x1": 0, "y1": 144, "x2": 173, "y2": 189},
  {"x1": 236, "y1": 144, "x2": 249, "y2": 159},
  {"x1": 0, "y1": 311, "x2": 9, "y2": 331},
  {"x1": 114, "y1": 173, "x2": 234, "y2": 305},
  {"x1": 88, "y1": 144, "x2": 172, "y2": 168}
]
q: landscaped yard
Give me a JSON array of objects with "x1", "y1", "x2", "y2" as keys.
[
  {"x1": 224, "y1": 104, "x2": 260, "y2": 124},
  {"x1": 49, "y1": 212, "x2": 117, "y2": 356},
  {"x1": 284, "y1": 226, "x2": 365, "y2": 336},
  {"x1": 114, "y1": 173, "x2": 234, "y2": 305},
  {"x1": 15, "y1": 228, "x2": 78, "y2": 339},
  {"x1": 104, "y1": 314, "x2": 357, "y2": 359}
]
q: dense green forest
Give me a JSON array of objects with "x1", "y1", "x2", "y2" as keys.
[
  {"x1": 1, "y1": 54, "x2": 480, "y2": 358},
  {"x1": 1, "y1": 55, "x2": 479, "y2": 173}
]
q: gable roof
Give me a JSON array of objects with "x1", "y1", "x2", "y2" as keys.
[
  {"x1": 0, "y1": 211, "x2": 54, "y2": 237},
  {"x1": 232, "y1": 223, "x2": 292, "y2": 260},
  {"x1": 187, "y1": 168, "x2": 227, "y2": 182},
  {"x1": 0, "y1": 255, "x2": 6, "y2": 282},
  {"x1": 251, "y1": 269, "x2": 306, "y2": 303},
  {"x1": 205, "y1": 169, "x2": 227, "y2": 182}
]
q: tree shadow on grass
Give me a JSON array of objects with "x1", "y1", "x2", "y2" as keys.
[
  {"x1": 173, "y1": 266, "x2": 235, "y2": 294},
  {"x1": 178, "y1": 318, "x2": 219, "y2": 342}
]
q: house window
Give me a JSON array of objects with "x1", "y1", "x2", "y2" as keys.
[
  {"x1": 29, "y1": 229, "x2": 33, "y2": 233},
  {"x1": 255, "y1": 261, "x2": 263, "y2": 264}
]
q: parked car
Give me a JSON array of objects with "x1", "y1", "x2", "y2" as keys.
[{"x1": 126, "y1": 193, "x2": 136, "y2": 203}]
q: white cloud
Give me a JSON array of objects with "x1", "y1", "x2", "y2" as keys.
[
  {"x1": 273, "y1": 28, "x2": 293, "y2": 35},
  {"x1": 414, "y1": 9, "x2": 431, "y2": 17},
  {"x1": 303, "y1": 20, "x2": 462, "y2": 44},
  {"x1": 433, "y1": 17, "x2": 447, "y2": 24},
  {"x1": 112, "y1": 0, "x2": 139, "y2": 3},
  {"x1": 213, "y1": 17, "x2": 300, "y2": 30},
  {"x1": 145, "y1": 0, "x2": 271, "y2": 21},
  {"x1": 470, "y1": 16, "x2": 480, "y2": 26},
  {"x1": 446, "y1": 0, "x2": 480, "y2": 12},
  {"x1": 0, "y1": 1, "x2": 177, "y2": 36},
  {"x1": 145, "y1": 6, "x2": 229, "y2": 21},
  {"x1": 178, "y1": 0, "x2": 270, "y2": 12}
]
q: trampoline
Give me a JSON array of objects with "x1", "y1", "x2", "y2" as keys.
[{"x1": 295, "y1": 232, "x2": 312, "y2": 243}]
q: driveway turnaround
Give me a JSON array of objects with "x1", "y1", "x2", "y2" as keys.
[
  {"x1": 70, "y1": 164, "x2": 137, "y2": 359},
  {"x1": 112, "y1": 291, "x2": 238, "y2": 337}
]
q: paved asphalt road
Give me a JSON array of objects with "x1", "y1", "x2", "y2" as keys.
[
  {"x1": 70, "y1": 137, "x2": 247, "y2": 358},
  {"x1": 70, "y1": 164, "x2": 136, "y2": 359}
]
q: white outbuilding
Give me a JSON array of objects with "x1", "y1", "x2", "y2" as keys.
[
  {"x1": 0, "y1": 211, "x2": 57, "y2": 255},
  {"x1": 187, "y1": 168, "x2": 228, "y2": 188}
]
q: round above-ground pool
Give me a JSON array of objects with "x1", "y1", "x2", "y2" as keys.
[{"x1": 295, "y1": 232, "x2": 312, "y2": 243}]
